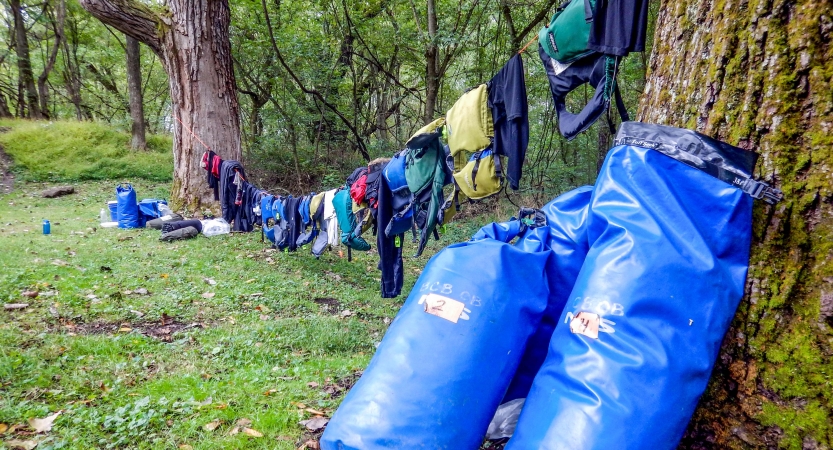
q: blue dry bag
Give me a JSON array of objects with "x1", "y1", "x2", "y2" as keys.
[
  {"x1": 501, "y1": 186, "x2": 593, "y2": 403},
  {"x1": 116, "y1": 183, "x2": 139, "y2": 229},
  {"x1": 507, "y1": 122, "x2": 782, "y2": 450},
  {"x1": 321, "y1": 212, "x2": 553, "y2": 450}
]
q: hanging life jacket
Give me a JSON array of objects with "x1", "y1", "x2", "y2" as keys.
[
  {"x1": 539, "y1": 0, "x2": 596, "y2": 64},
  {"x1": 404, "y1": 119, "x2": 454, "y2": 257},
  {"x1": 540, "y1": 45, "x2": 629, "y2": 141}
]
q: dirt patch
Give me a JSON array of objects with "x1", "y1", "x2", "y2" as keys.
[
  {"x1": 0, "y1": 143, "x2": 14, "y2": 194},
  {"x1": 313, "y1": 297, "x2": 343, "y2": 315},
  {"x1": 59, "y1": 318, "x2": 203, "y2": 342}
]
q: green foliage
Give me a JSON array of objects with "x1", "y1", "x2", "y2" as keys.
[{"x1": 0, "y1": 120, "x2": 172, "y2": 182}]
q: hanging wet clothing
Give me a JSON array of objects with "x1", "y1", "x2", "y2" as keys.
[
  {"x1": 219, "y1": 161, "x2": 246, "y2": 228},
  {"x1": 376, "y1": 174, "x2": 404, "y2": 298},
  {"x1": 323, "y1": 189, "x2": 340, "y2": 247},
  {"x1": 201, "y1": 151, "x2": 222, "y2": 201},
  {"x1": 488, "y1": 54, "x2": 529, "y2": 190},
  {"x1": 588, "y1": 0, "x2": 650, "y2": 56}
]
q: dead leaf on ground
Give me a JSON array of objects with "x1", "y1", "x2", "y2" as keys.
[
  {"x1": 118, "y1": 327, "x2": 132, "y2": 333},
  {"x1": 242, "y1": 427, "x2": 263, "y2": 437},
  {"x1": 299, "y1": 439, "x2": 320, "y2": 450},
  {"x1": 28, "y1": 411, "x2": 61, "y2": 433},
  {"x1": 236, "y1": 418, "x2": 252, "y2": 427},
  {"x1": 203, "y1": 420, "x2": 221, "y2": 431},
  {"x1": 249, "y1": 292, "x2": 264, "y2": 297},
  {"x1": 135, "y1": 288, "x2": 149, "y2": 295},
  {"x1": 299, "y1": 416, "x2": 328, "y2": 432},
  {"x1": 0, "y1": 423, "x2": 8, "y2": 433},
  {"x1": 51, "y1": 259, "x2": 67, "y2": 266},
  {"x1": 178, "y1": 445, "x2": 193, "y2": 450},
  {"x1": 263, "y1": 389, "x2": 278, "y2": 396},
  {"x1": 245, "y1": 278, "x2": 256, "y2": 283},
  {"x1": 5, "y1": 439, "x2": 38, "y2": 450},
  {"x1": 21, "y1": 290, "x2": 38, "y2": 298},
  {"x1": 227, "y1": 426, "x2": 240, "y2": 436},
  {"x1": 255, "y1": 304, "x2": 271, "y2": 313},
  {"x1": 202, "y1": 292, "x2": 215, "y2": 299},
  {"x1": 204, "y1": 278, "x2": 217, "y2": 286},
  {"x1": 304, "y1": 408, "x2": 326, "y2": 416},
  {"x1": 307, "y1": 381, "x2": 319, "y2": 388},
  {"x1": 117, "y1": 236, "x2": 133, "y2": 241},
  {"x1": 340, "y1": 310, "x2": 353, "y2": 317}
]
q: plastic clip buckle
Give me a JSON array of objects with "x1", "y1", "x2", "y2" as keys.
[{"x1": 741, "y1": 179, "x2": 784, "y2": 205}]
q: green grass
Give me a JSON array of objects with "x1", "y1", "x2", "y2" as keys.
[
  {"x1": 0, "y1": 120, "x2": 173, "y2": 182},
  {"x1": 0, "y1": 179, "x2": 505, "y2": 449}
]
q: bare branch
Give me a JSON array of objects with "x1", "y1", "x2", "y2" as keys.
[{"x1": 78, "y1": 0, "x2": 163, "y2": 56}]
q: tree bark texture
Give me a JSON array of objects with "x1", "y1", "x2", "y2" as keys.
[
  {"x1": 641, "y1": 0, "x2": 833, "y2": 448},
  {"x1": 12, "y1": 0, "x2": 42, "y2": 119},
  {"x1": 80, "y1": 0, "x2": 242, "y2": 210},
  {"x1": 126, "y1": 36, "x2": 146, "y2": 150},
  {"x1": 38, "y1": 0, "x2": 65, "y2": 119}
]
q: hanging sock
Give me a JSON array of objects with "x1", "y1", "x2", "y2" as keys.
[
  {"x1": 506, "y1": 122, "x2": 781, "y2": 450},
  {"x1": 321, "y1": 211, "x2": 552, "y2": 450}
]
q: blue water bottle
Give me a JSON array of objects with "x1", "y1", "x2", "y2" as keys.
[{"x1": 42, "y1": 219, "x2": 51, "y2": 235}]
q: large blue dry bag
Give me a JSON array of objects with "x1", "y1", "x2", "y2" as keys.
[
  {"x1": 507, "y1": 122, "x2": 782, "y2": 450},
  {"x1": 501, "y1": 186, "x2": 593, "y2": 403},
  {"x1": 321, "y1": 214, "x2": 552, "y2": 450},
  {"x1": 116, "y1": 184, "x2": 139, "y2": 229}
]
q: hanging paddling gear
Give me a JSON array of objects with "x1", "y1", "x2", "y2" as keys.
[
  {"x1": 506, "y1": 122, "x2": 782, "y2": 450},
  {"x1": 320, "y1": 210, "x2": 552, "y2": 450}
]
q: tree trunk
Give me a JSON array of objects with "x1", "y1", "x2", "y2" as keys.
[
  {"x1": 423, "y1": 0, "x2": 439, "y2": 125},
  {"x1": 126, "y1": 35, "x2": 146, "y2": 150},
  {"x1": 11, "y1": 0, "x2": 42, "y2": 119},
  {"x1": 38, "y1": 0, "x2": 65, "y2": 119},
  {"x1": 641, "y1": 0, "x2": 833, "y2": 448},
  {"x1": 79, "y1": 0, "x2": 242, "y2": 211}
]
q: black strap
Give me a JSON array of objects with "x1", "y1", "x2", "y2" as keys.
[
  {"x1": 613, "y1": 136, "x2": 784, "y2": 204},
  {"x1": 584, "y1": 0, "x2": 594, "y2": 22},
  {"x1": 470, "y1": 152, "x2": 482, "y2": 192},
  {"x1": 348, "y1": 246, "x2": 352, "y2": 262},
  {"x1": 614, "y1": 82, "x2": 629, "y2": 122}
]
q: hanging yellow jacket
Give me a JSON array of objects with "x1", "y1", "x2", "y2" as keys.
[{"x1": 445, "y1": 84, "x2": 493, "y2": 159}]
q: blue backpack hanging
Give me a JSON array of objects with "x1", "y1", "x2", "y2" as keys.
[
  {"x1": 116, "y1": 183, "x2": 139, "y2": 229},
  {"x1": 383, "y1": 150, "x2": 414, "y2": 237},
  {"x1": 507, "y1": 122, "x2": 782, "y2": 450},
  {"x1": 321, "y1": 210, "x2": 552, "y2": 450}
]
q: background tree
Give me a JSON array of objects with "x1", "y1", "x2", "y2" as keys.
[
  {"x1": 125, "y1": 35, "x2": 145, "y2": 150},
  {"x1": 79, "y1": 0, "x2": 242, "y2": 209},
  {"x1": 641, "y1": 0, "x2": 833, "y2": 448}
]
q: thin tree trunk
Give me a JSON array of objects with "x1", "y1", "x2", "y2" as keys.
[
  {"x1": 423, "y1": 0, "x2": 438, "y2": 125},
  {"x1": 642, "y1": 0, "x2": 833, "y2": 448},
  {"x1": 38, "y1": 0, "x2": 65, "y2": 119},
  {"x1": 126, "y1": 35, "x2": 146, "y2": 150},
  {"x1": 11, "y1": 0, "x2": 41, "y2": 119},
  {"x1": 80, "y1": 0, "x2": 242, "y2": 211}
]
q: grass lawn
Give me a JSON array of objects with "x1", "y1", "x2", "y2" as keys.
[{"x1": 0, "y1": 178, "x2": 506, "y2": 449}]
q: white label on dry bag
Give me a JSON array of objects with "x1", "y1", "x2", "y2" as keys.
[
  {"x1": 420, "y1": 294, "x2": 466, "y2": 323},
  {"x1": 570, "y1": 311, "x2": 600, "y2": 339}
]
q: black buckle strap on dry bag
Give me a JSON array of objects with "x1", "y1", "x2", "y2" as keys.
[{"x1": 613, "y1": 122, "x2": 784, "y2": 205}]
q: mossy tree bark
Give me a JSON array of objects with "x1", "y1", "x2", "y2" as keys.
[
  {"x1": 80, "y1": 0, "x2": 242, "y2": 211},
  {"x1": 640, "y1": 0, "x2": 833, "y2": 448}
]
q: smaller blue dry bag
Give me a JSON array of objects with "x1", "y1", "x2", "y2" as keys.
[{"x1": 116, "y1": 184, "x2": 139, "y2": 229}]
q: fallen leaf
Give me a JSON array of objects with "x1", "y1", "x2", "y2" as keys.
[
  {"x1": 300, "y1": 439, "x2": 320, "y2": 450},
  {"x1": 0, "y1": 423, "x2": 7, "y2": 433},
  {"x1": 204, "y1": 278, "x2": 217, "y2": 286},
  {"x1": 295, "y1": 403, "x2": 307, "y2": 409},
  {"x1": 117, "y1": 236, "x2": 133, "y2": 241},
  {"x1": 21, "y1": 290, "x2": 39, "y2": 298},
  {"x1": 249, "y1": 292, "x2": 264, "y2": 297},
  {"x1": 299, "y1": 416, "x2": 329, "y2": 432},
  {"x1": 304, "y1": 408, "x2": 326, "y2": 416},
  {"x1": 307, "y1": 381, "x2": 319, "y2": 388},
  {"x1": 259, "y1": 314, "x2": 269, "y2": 321},
  {"x1": 255, "y1": 304, "x2": 271, "y2": 313},
  {"x1": 135, "y1": 288, "x2": 149, "y2": 295},
  {"x1": 227, "y1": 426, "x2": 240, "y2": 435},
  {"x1": 236, "y1": 418, "x2": 252, "y2": 427},
  {"x1": 85, "y1": 294, "x2": 98, "y2": 300},
  {"x1": 242, "y1": 427, "x2": 263, "y2": 437},
  {"x1": 263, "y1": 389, "x2": 278, "y2": 396},
  {"x1": 203, "y1": 420, "x2": 221, "y2": 431},
  {"x1": 51, "y1": 259, "x2": 68, "y2": 266},
  {"x1": 202, "y1": 292, "x2": 215, "y2": 299},
  {"x1": 178, "y1": 445, "x2": 193, "y2": 450},
  {"x1": 28, "y1": 411, "x2": 61, "y2": 433},
  {"x1": 5, "y1": 439, "x2": 38, "y2": 450},
  {"x1": 118, "y1": 327, "x2": 132, "y2": 333},
  {"x1": 340, "y1": 310, "x2": 353, "y2": 317},
  {"x1": 123, "y1": 290, "x2": 133, "y2": 295},
  {"x1": 160, "y1": 273, "x2": 169, "y2": 279}
]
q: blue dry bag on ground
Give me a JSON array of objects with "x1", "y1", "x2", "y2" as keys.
[
  {"x1": 501, "y1": 186, "x2": 593, "y2": 403},
  {"x1": 138, "y1": 199, "x2": 167, "y2": 226},
  {"x1": 116, "y1": 184, "x2": 139, "y2": 229},
  {"x1": 506, "y1": 122, "x2": 782, "y2": 450},
  {"x1": 321, "y1": 212, "x2": 553, "y2": 450}
]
